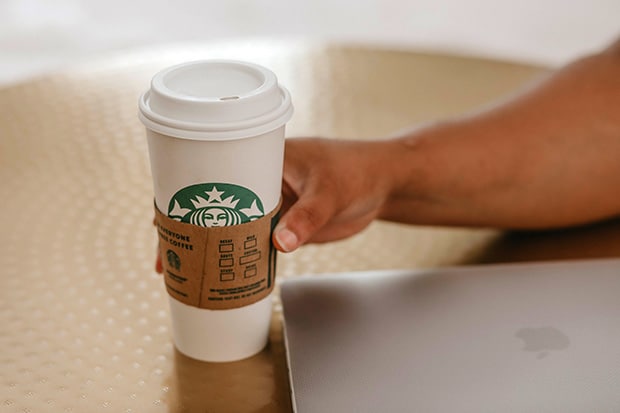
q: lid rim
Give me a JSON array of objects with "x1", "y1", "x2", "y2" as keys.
[
  {"x1": 138, "y1": 104, "x2": 293, "y2": 141},
  {"x1": 139, "y1": 86, "x2": 292, "y2": 132}
]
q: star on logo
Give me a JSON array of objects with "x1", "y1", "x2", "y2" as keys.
[
  {"x1": 169, "y1": 200, "x2": 191, "y2": 221},
  {"x1": 204, "y1": 186, "x2": 224, "y2": 203},
  {"x1": 240, "y1": 200, "x2": 264, "y2": 220}
]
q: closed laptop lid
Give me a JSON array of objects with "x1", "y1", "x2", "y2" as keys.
[{"x1": 281, "y1": 259, "x2": 620, "y2": 413}]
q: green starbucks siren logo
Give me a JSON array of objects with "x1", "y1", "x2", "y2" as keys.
[{"x1": 168, "y1": 183, "x2": 264, "y2": 227}]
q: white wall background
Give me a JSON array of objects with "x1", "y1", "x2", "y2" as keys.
[{"x1": 1, "y1": 0, "x2": 619, "y2": 86}]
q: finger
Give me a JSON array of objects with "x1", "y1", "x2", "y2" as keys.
[
  {"x1": 155, "y1": 242, "x2": 163, "y2": 274},
  {"x1": 279, "y1": 178, "x2": 298, "y2": 216},
  {"x1": 306, "y1": 208, "x2": 378, "y2": 244},
  {"x1": 155, "y1": 255, "x2": 163, "y2": 274},
  {"x1": 273, "y1": 191, "x2": 336, "y2": 252}
]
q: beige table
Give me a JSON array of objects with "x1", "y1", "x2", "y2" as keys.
[{"x1": 2, "y1": 41, "x2": 620, "y2": 413}]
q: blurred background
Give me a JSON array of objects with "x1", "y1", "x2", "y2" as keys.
[{"x1": 1, "y1": 0, "x2": 618, "y2": 86}]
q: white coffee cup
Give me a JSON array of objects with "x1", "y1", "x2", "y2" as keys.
[{"x1": 139, "y1": 60, "x2": 293, "y2": 362}]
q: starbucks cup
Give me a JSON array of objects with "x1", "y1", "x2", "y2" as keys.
[{"x1": 139, "y1": 60, "x2": 293, "y2": 362}]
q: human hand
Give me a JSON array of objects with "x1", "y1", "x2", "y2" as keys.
[
  {"x1": 155, "y1": 243, "x2": 163, "y2": 273},
  {"x1": 153, "y1": 137, "x2": 394, "y2": 267},
  {"x1": 155, "y1": 38, "x2": 620, "y2": 263},
  {"x1": 272, "y1": 137, "x2": 397, "y2": 252}
]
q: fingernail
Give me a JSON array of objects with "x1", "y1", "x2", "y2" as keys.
[{"x1": 275, "y1": 228, "x2": 298, "y2": 252}]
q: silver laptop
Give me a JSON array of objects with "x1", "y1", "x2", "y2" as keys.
[{"x1": 281, "y1": 258, "x2": 620, "y2": 412}]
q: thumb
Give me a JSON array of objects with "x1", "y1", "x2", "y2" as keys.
[{"x1": 273, "y1": 191, "x2": 335, "y2": 252}]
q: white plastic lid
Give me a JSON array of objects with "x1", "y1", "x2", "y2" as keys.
[{"x1": 138, "y1": 60, "x2": 293, "y2": 140}]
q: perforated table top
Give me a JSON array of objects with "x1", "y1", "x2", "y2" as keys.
[{"x1": 2, "y1": 41, "x2": 620, "y2": 413}]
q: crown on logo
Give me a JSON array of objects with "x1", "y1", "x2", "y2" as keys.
[
  {"x1": 190, "y1": 194, "x2": 239, "y2": 209},
  {"x1": 168, "y1": 185, "x2": 264, "y2": 221}
]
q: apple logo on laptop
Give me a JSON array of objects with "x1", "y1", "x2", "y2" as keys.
[{"x1": 515, "y1": 327, "x2": 570, "y2": 359}]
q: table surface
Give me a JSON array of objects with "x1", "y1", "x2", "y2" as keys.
[{"x1": 2, "y1": 41, "x2": 620, "y2": 413}]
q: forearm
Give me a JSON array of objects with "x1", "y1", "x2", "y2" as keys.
[
  {"x1": 380, "y1": 43, "x2": 620, "y2": 228},
  {"x1": 273, "y1": 40, "x2": 620, "y2": 252}
]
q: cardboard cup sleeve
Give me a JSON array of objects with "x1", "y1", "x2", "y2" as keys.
[{"x1": 154, "y1": 201, "x2": 281, "y2": 310}]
